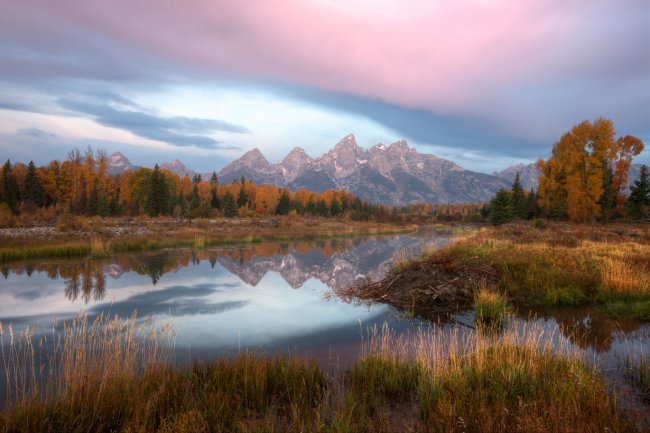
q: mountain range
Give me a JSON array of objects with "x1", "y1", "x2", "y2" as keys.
[
  {"x1": 105, "y1": 134, "x2": 645, "y2": 204},
  {"x1": 216, "y1": 134, "x2": 509, "y2": 204}
]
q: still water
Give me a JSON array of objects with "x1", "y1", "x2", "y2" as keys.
[
  {"x1": 1, "y1": 231, "x2": 648, "y2": 405},
  {"x1": 0, "y1": 233, "x2": 450, "y2": 365}
]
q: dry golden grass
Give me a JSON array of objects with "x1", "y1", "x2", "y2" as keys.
[
  {"x1": 440, "y1": 223, "x2": 650, "y2": 319},
  {"x1": 1, "y1": 313, "x2": 174, "y2": 408},
  {"x1": 1, "y1": 315, "x2": 645, "y2": 432},
  {"x1": 90, "y1": 237, "x2": 113, "y2": 258}
]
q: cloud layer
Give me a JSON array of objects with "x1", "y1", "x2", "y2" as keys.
[{"x1": 0, "y1": 0, "x2": 648, "y2": 171}]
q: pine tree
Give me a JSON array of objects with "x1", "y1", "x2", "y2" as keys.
[
  {"x1": 145, "y1": 165, "x2": 169, "y2": 217},
  {"x1": 306, "y1": 199, "x2": 316, "y2": 215},
  {"x1": 628, "y1": 165, "x2": 650, "y2": 219},
  {"x1": 210, "y1": 172, "x2": 220, "y2": 209},
  {"x1": 489, "y1": 188, "x2": 513, "y2": 225},
  {"x1": 599, "y1": 165, "x2": 615, "y2": 222},
  {"x1": 188, "y1": 184, "x2": 201, "y2": 218},
  {"x1": 330, "y1": 198, "x2": 341, "y2": 216},
  {"x1": 526, "y1": 189, "x2": 539, "y2": 219},
  {"x1": 237, "y1": 184, "x2": 248, "y2": 208},
  {"x1": 276, "y1": 191, "x2": 291, "y2": 215},
  {"x1": 223, "y1": 192, "x2": 238, "y2": 217},
  {"x1": 316, "y1": 199, "x2": 328, "y2": 216},
  {"x1": 2, "y1": 160, "x2": 20, "y2": 214},
  {"x1": 510, "y1": 172, "x2": 527, "y2": 219},
  {"x1": 24, "y1": 161, "x2": 45, "y2": 207}
]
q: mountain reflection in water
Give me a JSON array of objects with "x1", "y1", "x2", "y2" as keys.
[{"x1": 1, "y1": 232, "x2": 648, "y2": 365}]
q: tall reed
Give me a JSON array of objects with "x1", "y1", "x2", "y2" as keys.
[{"x1": 1, "y1": 312, "x2": 174, "y2": 408}]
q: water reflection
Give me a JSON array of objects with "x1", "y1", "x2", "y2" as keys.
[
  {"x1": 2, "y1": 235, "x2": 444, "y2": 301},
  {"x1": 0, "y1": 234, "x2": 445, "y2": 353},
  {"x1": 521, "y1": 306, "x2": 646, "y2": 353},
  {"x1": 1, "y1": 233, "x2": 648, "y2": 362}
]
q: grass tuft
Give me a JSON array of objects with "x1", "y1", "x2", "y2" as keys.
[
  {"x1": 90, "y1": 237, "x2": 113, "y2": 258},
  {"x1": 473, "y1": 289, "x2": 508, "y2": 325}
]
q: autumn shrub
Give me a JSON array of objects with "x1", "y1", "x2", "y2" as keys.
[
  {"x1": 55, "y1": 213, "x2": 84, "y2": 232},
  {"x1": 0, "y1": 204, "x2": 16, "y2": 228}
]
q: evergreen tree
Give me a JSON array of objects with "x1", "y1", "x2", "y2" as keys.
[
  {"x1": 193, "y1": 174, "x2": 202, "y2": 183},
  {"x1": 510, "y1": 172, "x2": 527, "y2": 219},
  {"x1": 341, "y1": 195, "x2": 349, "y2": 212},
  {"x1": 316, "y1": 199, "x2": 328, "y2": 216},
  {"x1": 276, "y1": 190, "x2": 291, "y2": 215},
  {"x1": 88, "y1": 181, "x2": 99, "y2": 216},
  {"x1": 188, "y1": 184, "x2": 201, "y2": 218},
  {"x1": 223, "y1": 192, "x2": 238, "y2": 217},
  {"x1": 489, "y1": 188, "x2": 513, "y2": 225},
  {"x1": 237, "y1": 184, "x2": 248, "y2": 208},
  {"x1": 330, "y1": 198, "x2": 341, "y2": 216},
  {"x1": 145, "y1": 164, "x2": 169, "y2": 216},
  {"x1": 599, "y1": 165, "x2": 615, "y2": 222},
  {"x1": 306, "y1": 199, "x2": 316, "y2": 215},
  {"x1": 628, "y1": 165, "x2": 650, "y2": 219},
  {"x1": 526, "y1": 188, "x2": 539, "y2": 219},
  {"x1": 210, "y1": 188, "x2": 220, "y2": 210},
  {"x1": 177, "y1": 192, "x2": 186, "y2": 219},
  {"x1": 24, "y1": 161, "x2": 44, "y2": 207},
  {"x1": 2, "y1": 160, "x2": 20, "y2": 214},
  {"x1": 208, "y1": 172, "x2": 220, "y2": 210}
]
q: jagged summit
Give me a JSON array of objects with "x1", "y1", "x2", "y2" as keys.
[
  {"x1": 216, "y1": 134, "x2": 508, "y2": 204},
  {"x1": 161, "y1": 159, "x2": 195, "y2": 178},
  {"x1": 101, "y1": 135, "x2": 646, "y2": 205},
  {"x1": 106, "y1": 152, "x2": 134, "y2": 176}
]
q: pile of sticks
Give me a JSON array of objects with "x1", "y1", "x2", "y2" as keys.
[{"x1": 346, "y1": 254, "x2": 499, "y2": 318}]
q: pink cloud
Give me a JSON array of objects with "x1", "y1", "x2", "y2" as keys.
[{"x1": 3, "y1": 0, "x2": 648, "y2": 137}]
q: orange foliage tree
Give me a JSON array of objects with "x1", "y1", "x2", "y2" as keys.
[{"x1": 536, "y1": 118, "x2": 644, "y2": 222}]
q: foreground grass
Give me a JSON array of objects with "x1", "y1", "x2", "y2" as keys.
[
  {"x1": 1, "y1": 315, "x2": 645, "y2": 432},
  {"x1": 0, "y1": 218, "x2": 418, "y2": 263}
]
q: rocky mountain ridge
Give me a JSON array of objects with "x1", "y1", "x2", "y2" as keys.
[
  {"x1": 103, "y1": 135, "x2": 646, "y2": 204},
  {"x1": 217, "y1": 134, "x2": 508, "y2": 204}
]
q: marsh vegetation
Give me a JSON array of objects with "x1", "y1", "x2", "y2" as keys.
[{"x1": 1, "y1": 314, "x2": 646, "y2": 433}]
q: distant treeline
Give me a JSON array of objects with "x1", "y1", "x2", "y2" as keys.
[
  {"x1": 2, "y1": 118, "x2": 648, "y2": 227},
  {"x1": 0, "y1": 148, "x2": 443, "y2": 223}
]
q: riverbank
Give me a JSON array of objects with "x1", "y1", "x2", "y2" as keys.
[
  {"x1": 1, "y1": 314, "x2": 646, "y2": 433},
  {"x1": 346, "y1": 222, "x2": 650, "y2": 321},
  {"x1": 0, "y1": 217, "x2": 420, "y2": 263}
]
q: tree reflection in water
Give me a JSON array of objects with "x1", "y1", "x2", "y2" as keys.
[
  {"x1": 5, "y1": 235, "x2": 646, "y2": 355},
  {"x1": 515, "y1": 306, "x2": 643, "y2": 353}
]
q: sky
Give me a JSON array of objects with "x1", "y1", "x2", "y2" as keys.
[{"x1": 0, "y1": 0, "x2": 648, "y2": 174}]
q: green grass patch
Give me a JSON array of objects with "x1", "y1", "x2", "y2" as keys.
[
  {"x1": 598, "y1": 297, "x2": 650, "y2": 321},
  {"x1": 473, "y1": 290, "x2": 509, "y2": 324},
  {"x1": 348, "y1": 356, "x2": 422, "y2": 401}
]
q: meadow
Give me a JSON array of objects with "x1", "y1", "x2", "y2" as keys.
[{"x1": 349, "y1": 222, "x2": 650, "y2": 321}]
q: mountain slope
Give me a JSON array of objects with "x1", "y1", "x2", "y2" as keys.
[
  {"x1": 106, "y1": 152, "x2": 134, "y2": 176},
  {"x1": 492, "y1": 163, "x2": 540, "y2": 191},
  {"x1": 216, "y1": 134, "x2": 508, "y2": 204}
]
